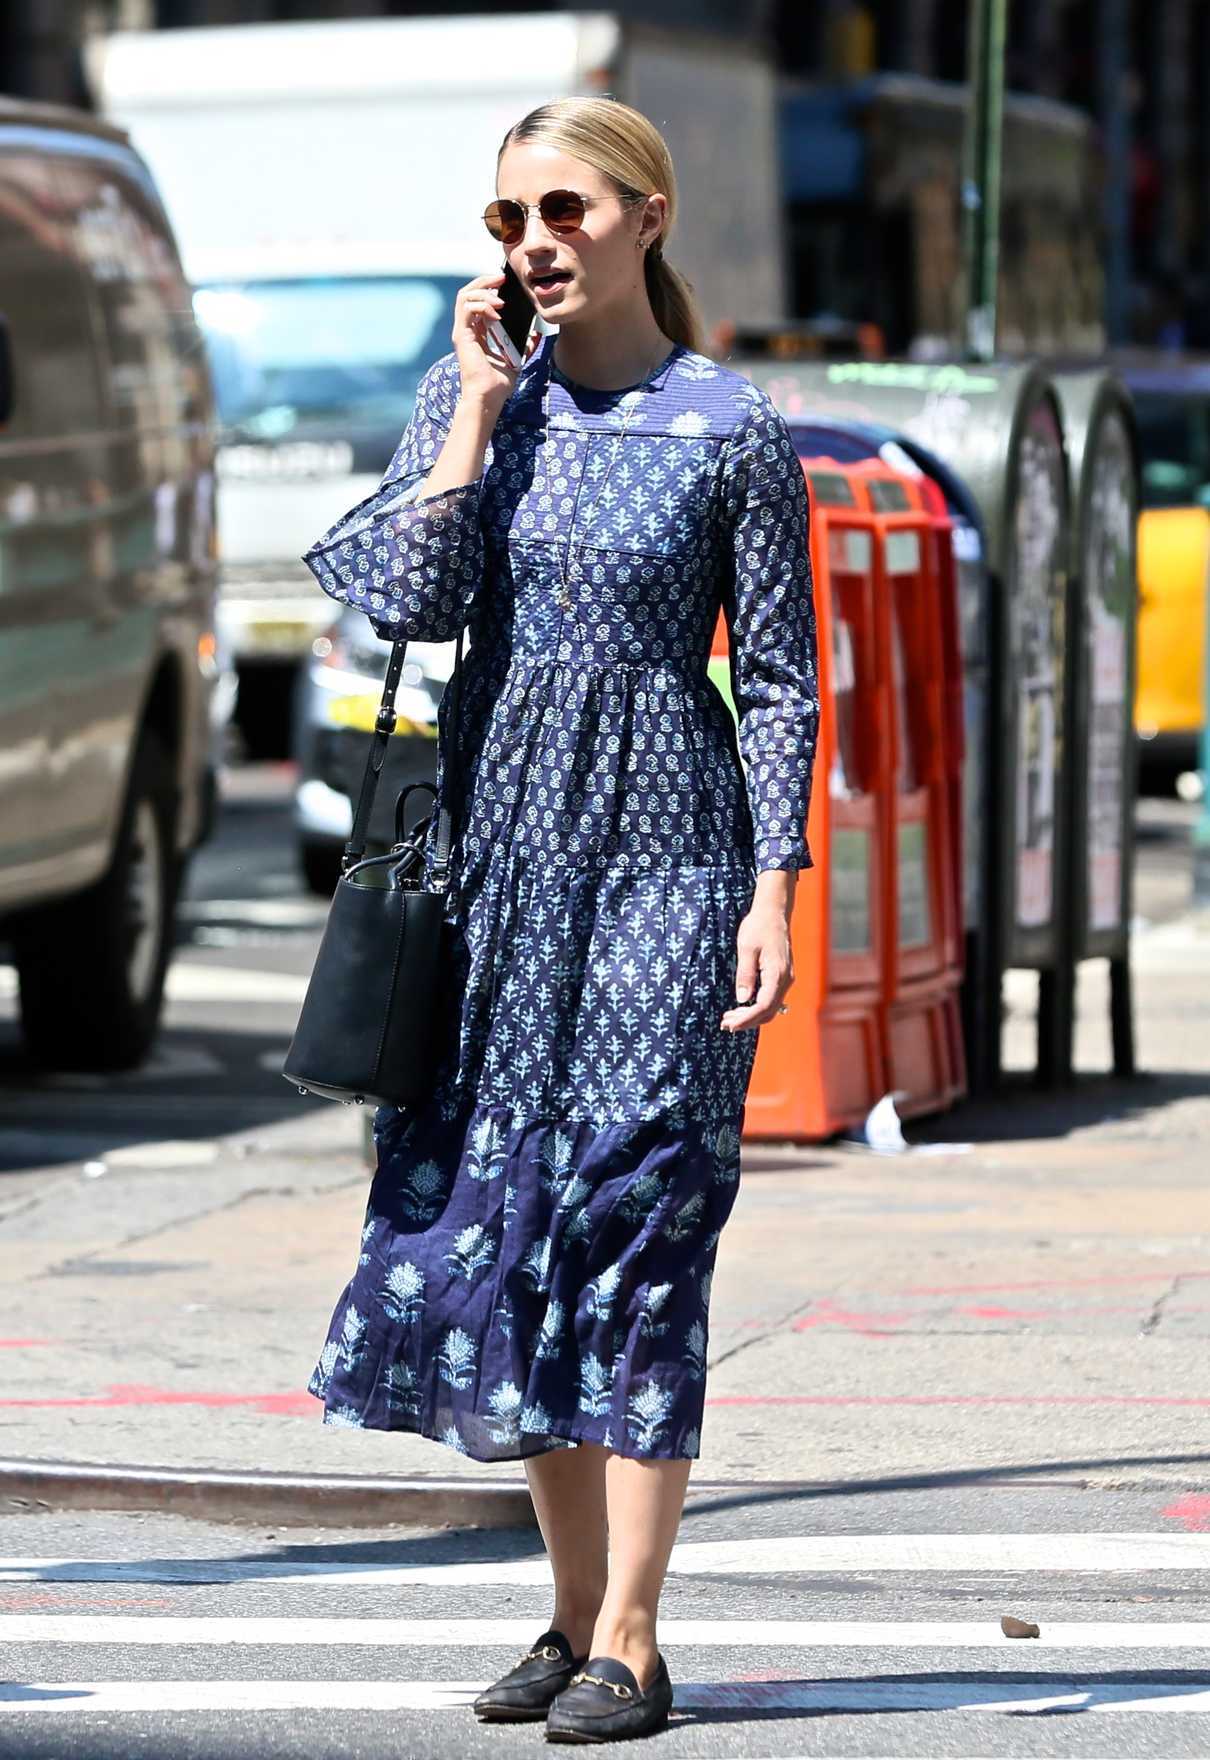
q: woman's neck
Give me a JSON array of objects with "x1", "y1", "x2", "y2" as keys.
[{"x1": 551, "y1": 311, "x2": 673, "y2": 391}]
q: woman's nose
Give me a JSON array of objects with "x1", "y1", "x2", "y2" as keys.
[{"x1": 522, "y1": 205, "x2": 558, "y2": 247}]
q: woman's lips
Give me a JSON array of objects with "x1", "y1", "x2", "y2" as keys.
[{"x1": 529, "y1": 270, "x2": 572, "y2": 299}]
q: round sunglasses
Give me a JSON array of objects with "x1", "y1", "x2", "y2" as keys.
[{"x1": 483, "y1": 188, "x2": 646, "y2": 247}]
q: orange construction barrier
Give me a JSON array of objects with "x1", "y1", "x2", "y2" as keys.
[
  {"x1": 710, "y1": 449, "x2": 967, "y2": 1139},
  {"x1": 850, "y1": 459, "x2": 966, "y2": 1114},
  {"x1": 713, "y1": 463, "x2": 888, "y2": 1138}
]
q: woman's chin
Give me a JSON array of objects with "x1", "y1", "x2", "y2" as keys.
[{"x1": 542, "y1": 291, "x2": 587, "y2": 325}]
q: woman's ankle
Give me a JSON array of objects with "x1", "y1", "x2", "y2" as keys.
[
  {"x1": 585, "y1": 1608, "x2": 660, "y2": 1689},
  {"x1": 551, "y1": 1589, "x2": 607, "y2": 1651}
]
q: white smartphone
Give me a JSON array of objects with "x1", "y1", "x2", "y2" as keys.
[{"x1": 485, "y1": 260, "x2": 535, "y2": 369}]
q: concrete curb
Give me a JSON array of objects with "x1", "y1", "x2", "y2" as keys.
[
  {"x1": 0, "y1": 1458, "x2": 537, "y2": 1529},
  {"x1": 0, "y1": 1458, "x2": 836, "y2": 1529}
]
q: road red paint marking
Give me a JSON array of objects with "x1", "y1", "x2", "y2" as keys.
[
  {"x1": 735, "y1": 1297, "x2": 1171, "y2": 1330},
  {"x1": 956, "y1": 1305, "x2": 1060, "y2": 1320},
  {"x1": 952, "y1": 1302, "x2": 1148, "y2": 1320},
  {"x1": 0, "y1": 1339, "x2": 54, "y2": 1348},
  {"x1": 788, "y1": 1296, "x2": 1180, "y2": 1331},
  {"x1": 0, "y1": 1595, "x2": 175, "y2": 1611},
  {"x1": 706, "y1": 1393, "x2": 1210, "y2": 1407},
  {"x1": 897, "y1": 1270, "x2": 1210, "y2": 1297},
  {"x1": 0, "y1": 1384, "x2": 316, "y2": 1418},
  {"x1": 1161, "y1": 1495, "x2": 1210, "y2": 1532},
  {"x1": 790, "y1": 1299, "x2": 916, "y2": 1336}
]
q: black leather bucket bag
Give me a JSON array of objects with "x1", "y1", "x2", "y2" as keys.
[{"x1": 282, "y1": 627, "x2": 464, "y2": 1109}]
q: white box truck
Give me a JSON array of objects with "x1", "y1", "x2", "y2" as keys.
[{"x1": 86, "y1": 12, "x2": 785, "y2": 756}]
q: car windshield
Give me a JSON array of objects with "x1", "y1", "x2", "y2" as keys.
[
  {"x1": 1131, "y1": 388, "x2": 1210, "y2": 509},
  {"x1": 192, "y1": 275, "x2": 462, "y2": 439}
]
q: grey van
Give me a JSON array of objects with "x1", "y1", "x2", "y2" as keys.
[{"x1": 0, "y1": 99, "x2": 218, "y2": 1070}]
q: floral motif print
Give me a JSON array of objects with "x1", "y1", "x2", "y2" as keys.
[
  {"x1": 578, "y1": 1351, "x2": 615, "y2": 1418},
  {"x1": 536, "y1": 1127, "x2": 577, "y2": 1196},
  {"x1": 379, "y1": 1261, "x2": 425, "y2": 1325},
  {"x1": 305, "y1": 337, "x2": 818, "y2": 1461},
  {"x1": 399, "y1": 1159, "x2": 447, "y2": 1223},
  {"x1": 534, "y1": 1297, "x2": 566, "y2": 1361},
  {"x1": 337, "y1": 1306, "x2": 367, "y2": 1374},
  {"x1": 437, "y1": 1325, "x2": 478, "y2": 1390},
  {"x1": 384, "y1": 1361, "x2": 421, "y2": 1418},
  {"x1": 465, "y1": 1113, "x2": 507, "y2": 1183},
  {"x1": 585, "y1": 1261, "x2": 623, "y2": 1321},
  {"x1": 637, "y1": 1282, "x2": 674, "y2": 1339},
  {"x1": 626, "y1": 1379, "x2": 676, "y2": 1451},
  {"x1": 443, "y1": 1223, "x2": 496, "y2": 1281},
  {"x1": 682, "y1": 1320, "x2": 708, "y2": 1381},
  {"x1": 484, "y1": 1380, "x2": 524, "y2": 1445}
]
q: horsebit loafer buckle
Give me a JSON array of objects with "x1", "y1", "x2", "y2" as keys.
[
  {"x1": 525, "y1": 1644, "x2": 565, "y2": 1664},
  {"x1": 569, "y1": 1670, "x2": 634, "y2": 1698}
]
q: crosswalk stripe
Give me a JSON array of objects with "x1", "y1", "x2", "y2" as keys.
[
  {"x1": 2, "y1": 1681, "x2": 1209, "y2": 1715},
  {"x1": 163, "y1": 964, "x2": 310, "y2": 1003},
  {"x1": 3, "y1": 1534, "x2": 1208, "y2": 1585},
  {"x1": 1, "y1": 1616, "x2": 1207, "y2": 1649}
]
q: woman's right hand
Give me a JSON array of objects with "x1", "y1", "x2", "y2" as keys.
[{"x1": 451, "y1": 271, "x2": 539, "y2": 413}]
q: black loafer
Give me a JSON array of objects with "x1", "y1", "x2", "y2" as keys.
[
  {"x1": 473, "y1": 1628, "x2": 589, "y2": 1722},
  {"x1": 545, "y1": 1652, "x2": 673, "y2": 1743}
]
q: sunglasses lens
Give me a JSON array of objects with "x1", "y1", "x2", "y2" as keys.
[
  {"x1": 540, "y1": 189, "x2": 586, "y2": 232},
  {"x1": 483, "y1": 200, "x2": 524, "y2": 244}
]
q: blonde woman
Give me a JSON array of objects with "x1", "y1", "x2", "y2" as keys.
[{"x1": 304, "y1": 96, "x2": 818, "y2": 1743}]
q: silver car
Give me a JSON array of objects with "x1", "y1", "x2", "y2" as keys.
[
  {"x1": 290, "y1": 609, "x2": 457, "y2": 893},
  {"x1": 0, "y1": 99, "x2": 219, "y2": 1069}
]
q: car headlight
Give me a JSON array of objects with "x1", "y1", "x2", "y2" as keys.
[
  {"x1": 312, "y1": 623, "x2": 381, "y2": 676},
  {"x1": 311, "y1": 624, "x2": 427, "y2": 692}
]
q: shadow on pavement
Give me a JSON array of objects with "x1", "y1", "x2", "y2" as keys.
[
  {"x1": 0, "y1": 1019, "x2": 331, "y2": 1176},
  {"x1": 680, "y1": 1449, "x2": 1210, "y2": 1518},
  {"x1": 910, "y1": 1068, "x2": 1210, "y2": 1145}
]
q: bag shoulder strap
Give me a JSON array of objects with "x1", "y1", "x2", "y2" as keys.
[{"x1": 343, "y1": 624, "x2": 464, "y2": 884}]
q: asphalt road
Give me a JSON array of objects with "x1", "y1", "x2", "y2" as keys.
[
  {"x1": 2, "y1": 1484, "x2": 1209, "y2": 1758},
  {"x1": 0, "y1": 762, "x2": 333, "y2": 1178}
]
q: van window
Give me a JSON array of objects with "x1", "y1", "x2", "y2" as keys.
[
  {"x1": 0, "y1": 147, "x2": 104, "y2": 438},
  {"x1": 192, "y1": 275, "x2": 461, "y2": 458},
  {"x1": 53, "y1": 151, "x2": 196, "y2": 435}
]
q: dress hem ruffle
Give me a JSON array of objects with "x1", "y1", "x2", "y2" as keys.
[{"x1": 306, "y1": 1380, "x2": 705, "y2": 1463}]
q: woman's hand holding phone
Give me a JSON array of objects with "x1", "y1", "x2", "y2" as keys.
[
  {"x1": 452, "y1": 269, "x2": 539, "y2": 416},
  {"x1": 412, "y1": 269, "x2": 539, "y2": 504}
]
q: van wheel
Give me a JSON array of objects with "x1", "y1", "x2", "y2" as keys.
[{"x1": 13, "y1": 730, "x2": 180, "y2": 1071}]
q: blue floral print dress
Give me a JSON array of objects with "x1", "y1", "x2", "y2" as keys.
[{"x1": 303, "y1": 335, "x2": 818, "y2": 1461}]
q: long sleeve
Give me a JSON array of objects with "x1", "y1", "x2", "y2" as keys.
[
  {"x1": 301, "y1": 353, "x2": 484, "y2": 642},
  {"x1": 720, "y1": 389, "x2": 819, "y2": 872}
]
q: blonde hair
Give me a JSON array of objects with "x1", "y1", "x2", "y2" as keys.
[{"x1": 498, "y1": 96, "x2": 704, "y2": 354}]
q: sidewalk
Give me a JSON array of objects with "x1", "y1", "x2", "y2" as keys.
[{"x1": 3, "y1": 908, "x2": 1208, "y2": 1513}]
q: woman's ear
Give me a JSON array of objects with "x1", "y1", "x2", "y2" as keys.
[{"x1": 638, "y1": 193, "x2": 668, "y2": 251}]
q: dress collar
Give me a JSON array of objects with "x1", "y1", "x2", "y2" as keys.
[{"x1": 539, "y1": 333, "x2": 682, "y2": 397}]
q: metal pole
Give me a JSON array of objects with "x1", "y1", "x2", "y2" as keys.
[
  {"x1": 1097, "y1": 0, "x2": 1131, "y2": 345},
  {"x1": 960, "y1": 0, "x2": 1009, "y2": 361}
]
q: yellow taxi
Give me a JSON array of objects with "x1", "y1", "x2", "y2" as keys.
[{"x1": 1124, "y1": 364, "x2": 1210, "y2": 771}]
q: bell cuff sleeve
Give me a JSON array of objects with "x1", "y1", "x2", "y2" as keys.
[
  {"x1": 301, "y1": 354, "x2": 484, "y2": 643},
  {"x1": 721, "y1": 390, "x2": 820, "y2": 873}
]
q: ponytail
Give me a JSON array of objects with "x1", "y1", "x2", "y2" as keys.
[{"x1": 644, "y1": 245, "x2": 704, "y2": 354}]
